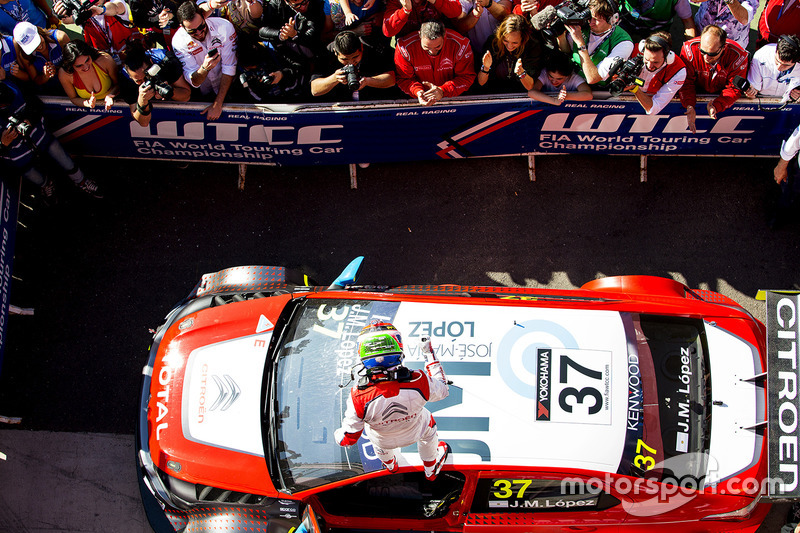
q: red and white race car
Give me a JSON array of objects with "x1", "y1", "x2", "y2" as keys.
[{"x1": 137, "y1": 258, "x2": 770, "y2": 532}]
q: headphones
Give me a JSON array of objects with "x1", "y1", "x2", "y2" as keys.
[
  {"x1": 606, "y1": 0, "x2": 620, "y2": 25},
  {"x1": 778, "y1": 34, "x2": 800, "y2": 61},
  {"x1": 639, "y1": 36, "x2": 676, "y2": 64}
]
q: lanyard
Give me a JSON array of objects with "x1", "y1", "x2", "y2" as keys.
[{"x1": 0, "y1": 0, "x2": 25, "y2": 22}]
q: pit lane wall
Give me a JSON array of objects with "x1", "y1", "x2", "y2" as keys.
[{"x1": 42, "y1": 94, "x2": 800, "y2": 166}]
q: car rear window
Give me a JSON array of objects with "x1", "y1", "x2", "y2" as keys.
[{"x1": 617, "y1": 314, "x2": 711, "y2": 482}]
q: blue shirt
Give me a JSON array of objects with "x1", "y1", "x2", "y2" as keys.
[{"x1": 0, "y1": 0, "x2": 47, "y2": 35}]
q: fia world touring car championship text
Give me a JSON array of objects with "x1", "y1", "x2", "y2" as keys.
[{"x1": 538, "y1": 133, "x2": 734, "y2": 152}]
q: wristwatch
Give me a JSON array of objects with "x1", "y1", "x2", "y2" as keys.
[{"x1": 577, "y1": 44, "x2": 587, "y2": 51}]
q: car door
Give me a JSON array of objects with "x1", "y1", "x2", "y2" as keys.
[{"x1": 463, "y1": 472, "x2": 627, "y2": 532}]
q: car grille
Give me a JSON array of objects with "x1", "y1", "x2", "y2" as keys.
[{"x1": 195, "y1": 484, "x2": 271, "y2": 505}]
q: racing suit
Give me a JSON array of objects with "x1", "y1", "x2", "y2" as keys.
[
  {"x1": 395, "y1": 29, "x2": 476, "y2": 99},
  {"x1": 678, "y1": 37, "x2": 748, "y2": 115},
  {"x1": 337, "y1": 361, "x2": 449, "y2": 465}
]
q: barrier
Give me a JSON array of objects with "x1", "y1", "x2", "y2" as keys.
[{"x1": 43, "y1": 93, "x2": 799, "y2": 182}]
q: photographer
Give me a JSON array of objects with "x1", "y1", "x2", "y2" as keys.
[
  {"x1": 128, "y1": 0, "x2": 181, "y2": 48},
  {"x1": 119, "y1": 41, "x2": 190, "y2": 127},
  {"x1": 0, "y1": 80, "x2": 100, "y2": 201},
  {"x1": 618, "y1": 0, "x2": 695, "y2": 43},
  {"x1": 311, "y1": 30, "x2": 395, "y2": 100},
  {"x1": 54, "y1": 0, "x2": 139, "y2": 65},
  {"x1": 556, "y1": 0, "x2": 632, "y2": 88},
  {"x1": 234, "y1": 37, "x2": 310, "y2": 102},
  {"x1": 745, "y1": 35, "x2": 800, "y2": 102},
  {"x1": 617, "y1": 31, "x2": 685, "y2": 115},
  {"x1": 679, "y1": 25, "x2": 748, "y2": 134},
  {"x1": 257, "y1": 0, "x2": 325, "y2": 61}
]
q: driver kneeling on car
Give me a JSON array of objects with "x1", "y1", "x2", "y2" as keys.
[{"x1": 335, "y1": 321, "x2": 450, "y2": 481}]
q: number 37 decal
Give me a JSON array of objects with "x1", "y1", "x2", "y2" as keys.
[{"x1": 536, "y1": 349, "x2": 612, "y2": 425}]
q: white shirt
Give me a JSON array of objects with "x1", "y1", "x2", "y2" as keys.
[
  {"x1": 780, "y1": 122, "x2": 800, "y2": 163},
  {"x1": 638, "y1": 52, "x2": 687, "y2": 115},
  {"x1": 747, "y1": 43, "x2": 800, "y2": 102},
  {"x1": 172, "y1": 16, "x2": 238, "y2": 95}
]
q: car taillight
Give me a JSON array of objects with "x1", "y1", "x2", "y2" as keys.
[{"x1": 700, "y1": 493, "x2": 761, "y2": 521}]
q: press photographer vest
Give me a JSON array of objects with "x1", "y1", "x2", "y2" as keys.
[{"x1": 571, "y1": 25, "x2": 632, "y2": 88}]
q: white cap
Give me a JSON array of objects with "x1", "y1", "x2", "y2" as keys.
[{"x1": 14, "y1": 22, "x2": 41, "y2": 56}]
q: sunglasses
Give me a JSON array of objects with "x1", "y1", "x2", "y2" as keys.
[
  {"x1": 287, "y1": 0, "x2": 309, "y2": 7},
  {"x1": 186, "y1": 20, "x2": 207, "y2": 35},
  {"x1": 699, "y1": 47, "x2": 722, "y2": 57}
]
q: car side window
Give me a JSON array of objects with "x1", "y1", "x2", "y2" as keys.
[{"x1": 470, "y1": 477, "x2": 621, "y2": 513}]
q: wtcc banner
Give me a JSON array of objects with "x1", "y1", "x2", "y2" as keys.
[
  {"x1": 0, "y1": 176, "x2": 19, "y2": 374},
  {"x1": 42, "y1": 95, "x2": 800, "y2": 167}
]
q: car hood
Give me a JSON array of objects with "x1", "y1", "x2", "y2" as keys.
[{"x1": 147, "y1": 294, "x2": 293, "y2": 496}]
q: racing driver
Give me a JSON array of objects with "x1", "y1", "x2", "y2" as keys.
[{"x1": 335, "y1": 322, "x2": 450, "y2": 481}]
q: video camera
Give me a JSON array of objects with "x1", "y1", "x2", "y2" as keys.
[
  {"x1": 141, "y1": 64, "x2": 174, "y2": 100},
  {"x1": 6, "y1": 114, "x2": 32, "y2": 138},
  {"x1": 58, "y1": 0, "x2": 99, "y2": 26},
  {"x1": 606, "y1": 54, "x2": 644, "y2": 97},
  {"x1": 341, "y1": 64, "x2": 360, "y2": 92},
  {"x1": 531, "y1": 0, "x2": 592, "y2": 43},
  {"x1": 239, "y1": 67, "x2": 275, "y2": 90}
]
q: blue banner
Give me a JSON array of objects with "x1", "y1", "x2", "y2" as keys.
[
  {"x1": 0, "y1": 176, "x2": 19, "y2": 374},
  {"x1": 42, "y1": 95, "x2": 800, "y2": 166}
]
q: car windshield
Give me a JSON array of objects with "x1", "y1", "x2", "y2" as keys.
[
  {"x1": 618, "y1": 314, "x2": 711, "y2": 483},
  {"x1": 267, "y1": 298, "x2": 397, "y2": 493}
]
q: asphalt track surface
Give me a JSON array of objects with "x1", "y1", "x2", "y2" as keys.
[{"x1": 0, "y1": 153, "x2": 798, "y2": 531}]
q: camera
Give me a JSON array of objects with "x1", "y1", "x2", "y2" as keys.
[
  {"x1": 58, "y1": 0, "x2": 98, "y2": 26},
  {"x1": 606, "y1": 54, "x2": 644, "y2": 97},
  {"x1": 239, "y1": 68, "x2": 275, "y2": 89},
  {"x1": 141, "y1": 64, "x2": 174, "y2": 100},
  {"x1": 6, "y1": 114, "x2": 32, "y2": 138},
  {"x1": 532, "y1": 0, "x2": 591, "y2": 43},
  {"x1": 342, "y1": 63, "x2": 360, "y2": 92}
]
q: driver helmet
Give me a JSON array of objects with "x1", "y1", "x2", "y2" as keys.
[{"x1": 357, "y1": 321, "x2": 404, "y2": 371}]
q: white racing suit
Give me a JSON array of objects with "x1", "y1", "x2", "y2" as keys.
[{"x1": 336, "y1": 356, "x2": 448, "y2": 465}]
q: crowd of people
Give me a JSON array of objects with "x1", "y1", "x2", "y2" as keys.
[
  {"x1": 0, "y1": 0, "x2": 800, "y2": 211},
  {"x1": 0, "y1": 0, "x2": 797, "y2": 115}
]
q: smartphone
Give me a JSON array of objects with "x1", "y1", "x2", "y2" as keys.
[{"x1": 208, "y1": 48, "x2": 218, "y2": 58}]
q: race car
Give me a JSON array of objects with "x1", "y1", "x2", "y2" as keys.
[{"x1": 137, "y1": 258, "x2": 771, "y2": 533}]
